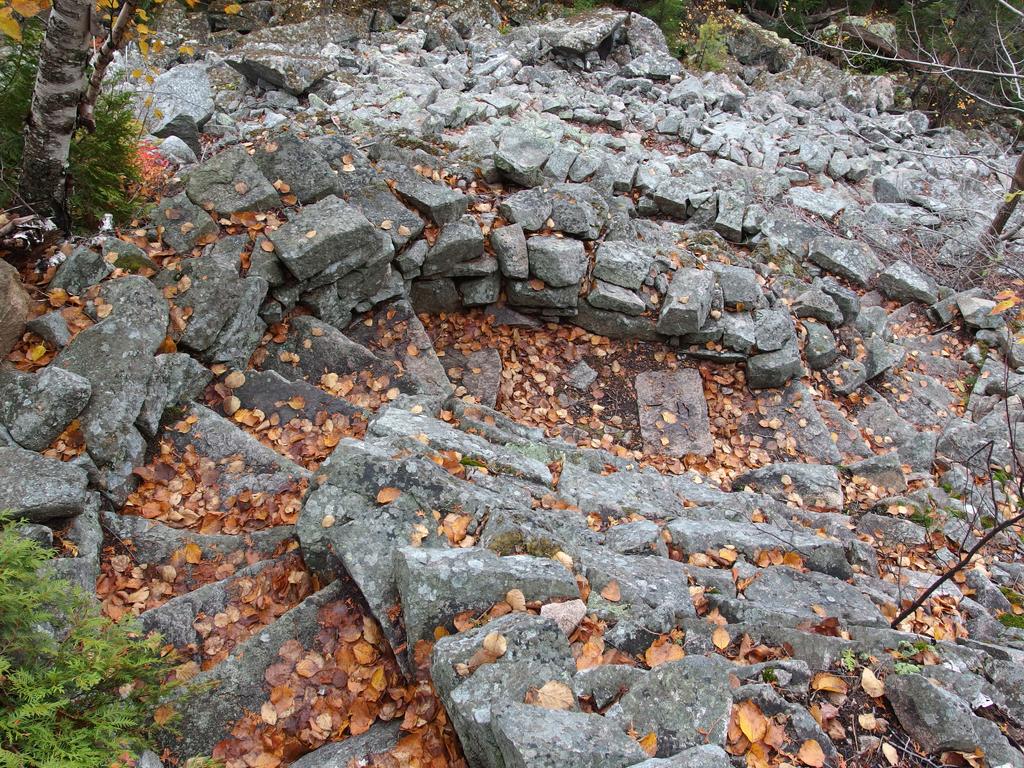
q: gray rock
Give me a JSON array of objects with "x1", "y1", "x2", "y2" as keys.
[
  {"x1": 54, "y1": 276, "x2": 168, "y2": 502},
  {"x1": 886, "y1": 674, "x2": 982, "y2": 754},
  {"x1": 395, "y1": 176, "x2": 468, "y2": 225},
  {"x1": 657, "y1": 269, "x2": 716, "y2": 336},
  {"x1": 268, "y1": 195, "x2": 383, "y2": 281},
  {"x1": 0, "y1": 446, "x2": 90, "y2": 522},
  {"x1": 568, "y1": 361, "x2": 598, "y2": 390},
  {"x1": 51, "y1": 247, "x2": 113, "y2": 295},
  {"x1": 793, "y1": 288, "x2": 844, "y2": 327},
  {"x1": 635, "y1": 369, "x2": 712, "y2": 457},
  {"x1": 0, "y1": 264, "x2": 28, "y2": 360},
  {"x1": 423, "y1": 216, "x2": 484, "y2": 277},
  {"x1": 808, "y1": 236, "x2": 883, "y2": 287},
  {"x1": 226, "y1": 47, "x2": 335, "y2": 95},
  {"x1": 823, "y1": 356, "x2": 869, "y2": 396},
  {"x1": 253, "y1": 132, "x2": 336, "y2": 204},
  {"x1": 495, "y1": 128, "x2": 556, "y2": 187},
  {"x1": 736, "y1": 566, "x2": 887, "y2": 627},
  {"x1": 594, "y1": 241, "x2": 652, "y2": 290},
  {"x1": 146, "y1": 63, "x2": 214, "y2": 154},
  {"x1": 666, "y1": 519, "x2": 851, "y2": 578},
  {"x1": 605, "y1": 657, "x2": 733, "y2": 756},
  {"x1": 25, "y1": 311, "x2": 70, "y2": 348},
  {"x1": 492, "y1": 223, "x2": 530, "y2": 279},
  {"x1": 628, "y1": 745, "x2": 732, "y2": 767},
  {"x1": 186, "y1": 147, "x2": 279, "y2": 214},
  {"x1": 588, "y1": 281, "x2": 646, "y2": 315},
  {"x1": 733, "y1": 463, "x2": 843, "y2": 510},
  {"x1": 847, "y1": 453, "x2": 906, "y2": 493},
  {"x1": 708, "y1": 264, "x2": 762, "y2": 310},
  {"x1": 754, "y1": 308, "x2": 796, "y2": 352},
  {"x1": 432, "y1": 613, "x2": 576, "y2": 768},
  {"x1": 396, "y1": 547, "x2": 579, "y2": 653},
  {"x1": 0, "y1": 366, "x2": 91, "y2": 451},
  {"x1": 528, "y1": 236, "x2": 587, "y2": 288},
  {"x1": 136, "y1": 353, "x2": 212, "y2": 438},
  {"x1": 804, "y1": 322, "x2": 838, "y2": 370},
  {"x1": 291, "y1": 721, "x2": 402, "y2": 768},
  {"x1": 492, "y1": 703, "x2": 646, "y2": 768},
  {"x1": 548, "y1": 184, "x2": 608, "y2": 240},
  {"x1": 877, "y1": 260, "x2": 938, "y2": 305},
  {"x1": 153, "y1": 192, "x2": 219, "y2": 253},
  {"x1": 499, "y1": 188, "x2": 552, "y2": 232},
  {"x1": 746, "y1": 342, "x2": 803, "y2": 389}
]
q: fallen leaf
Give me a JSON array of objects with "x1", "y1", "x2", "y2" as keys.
[
  {"x1": 482, "y1": 632, "x2": 507, "y2": 657},
  {"x1": 881, "y1": 742, "x2": 899, "y2": 766},
  {"x1": 798, "y1": 739, "x2": 826, "y2": 767},
  {"x1": 712, "y1": 626, "x2": 731, "y2": 650},
  {"x1": 376, "y1": 487, "x2": 401, "y2": 504},
  {"x1": 600, "y1": 580, "x2": 621, "y2": 602},
  {"x1": 736, "y1": 700, "x2": 768, "y2": 744},
  {"x1": 811, "y1": 672, "x2": 849, "y2": 694},
  {"x1": 638, "y1": 732, "x2": 657, "y2": 757},
  {"x1": 183, "y1": 541, "x2": 202, "y2": 564},
  {"x1": 525, "y1": 680, "x2": 573, "y2": 710},
  {"x1": 861, "y1": 668, "x2": 885, "y2": 697}
]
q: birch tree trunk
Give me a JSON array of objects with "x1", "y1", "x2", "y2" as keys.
[{"x1": 18, "y1": 0, "x2": 92, "y2": 230}]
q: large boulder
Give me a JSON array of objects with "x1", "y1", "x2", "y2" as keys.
[
  {"x1": 54, "y1": 276, "x2": 169, "y2": 502},
  {"x1": 0, "y1": 260, "x2": 29, "y2": 357},
  {"x1": 0, "y1": 366, "x2": 91, "y2": 451},
  {"x1": 0, "y1": 447, "x2": 91, "y2": 522}
]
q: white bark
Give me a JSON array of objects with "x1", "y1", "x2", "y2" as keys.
[{"x1": 18, "y1": 0, "x2": 92, "y2": 228}]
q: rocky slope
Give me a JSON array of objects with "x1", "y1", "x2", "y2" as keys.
[{"x1": 2, "y1": 2, "x2": 1024, "y2": 767}]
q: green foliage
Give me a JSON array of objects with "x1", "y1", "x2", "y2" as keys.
[
  {"x1": 840, "y1": 648, "x2": 857, "y2": 672},
  {"x1": 689, "y1": 16, "x2": 727, "y2": 71},
  {"x1": 999, "y1": 612, "x2": 1024, "y2": 630},
  {"x1": 0, "y1": 514, "x2": 179, "y2": 768},
  {"x1": 0, "y1": 29, "x2": 145, "y2": 228}
]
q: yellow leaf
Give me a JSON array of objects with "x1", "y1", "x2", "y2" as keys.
[
  {"x1": 661, "y1": 411, "x2": 677, "y2": 424},
  {"x1": 26, "y1": 344, "x2": 47, "y2": 361},
  {"x1": 736, "y1": 700, "x2": 768, "y2": 743},
  {"x1": 222, "y1": 2, "x2": 242, "y2": 13},
  {"x1": 990, "y1": 297, "x2": 1019, "y2": 315},
  {"x1": 712, "y1": 626, "x2": 730, "y2": 650},
  {"x1": 797, "y1": 739, "x2": 826, "y2": 767},
  {"x1": 135, "y1": 7, "x2": 147, "y2": 19},
  {"x1": 12, "y1": 0, "x2": 47, "y2": 18},
  {"x1": 0, "y1": 8, "x2": 23, "y2": 42},
  {"x1": 860, "y1": 668, "x2": 885, "y2": 697},
  {"x1": 183, "y1": 541, "x2": 202, "y2": 564},
  {"x1": 178, "y1": 44, "x2": 195, "y2": 56},
  {"x1": 811, "y1": 672, "x2": 849, "y2": 694},
  {"x1": 638, "y1": 732, "x2": 657, "y2": 757}
]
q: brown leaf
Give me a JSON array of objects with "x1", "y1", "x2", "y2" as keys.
[
  {"x1": 600, "y1": 580, "x2": 621, "y2": 602},
  {"x1": 645, "y1": 636, "x2": 685, "y2": 667},
  {"x1": 153, "y1": 704, "x2": 174, "y2": 726},
  {"x1": 482, "y1": 632, "x2": 507, "y2": 657}
]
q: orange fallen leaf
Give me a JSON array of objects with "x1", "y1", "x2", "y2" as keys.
[
  {"x1": 600, "y1": 580, "x2": 621, "y2": 602},
  {"x1": 811, "y1": 672, "x2": 848, "y2": 694},
  {"x1": 376, "y1": 487, "x2": 401, "y2": 504},
  {"x1": 798, "y1": 739, "x2": 826, "y2": 767}
]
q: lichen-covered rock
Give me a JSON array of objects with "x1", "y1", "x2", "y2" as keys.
[
  {"x1": 186, "y1": 146, "x2": 280, "y2": 214},
  {"x1": 0, "y1": 260, "x2": 29, "y2": 357},
  {"x1": 605, "y1": 657, "x2": 733, "y2": 756},
  {"x1": 0, "y1": 446, "x2": 91, "y2": 522},
  {"x1": 878, "y1": 260, "x2": 939, "y2": 305},
  {"x1": 657, "y1": 268, "x2": 716, "y2": 336},
  {"x1": 396, "y1": 546, "x2": 579, "y2": 652},
  {"x1": 491, "y1": 703, "x2": 646, "y2": 768},
  {"x1": 0, "y1": 366, "x2": 91, "y2": 451}
]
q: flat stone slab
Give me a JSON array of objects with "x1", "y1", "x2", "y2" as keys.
[{"x1": 635, "y1": 369, "x2": 713, "y2": 457}]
